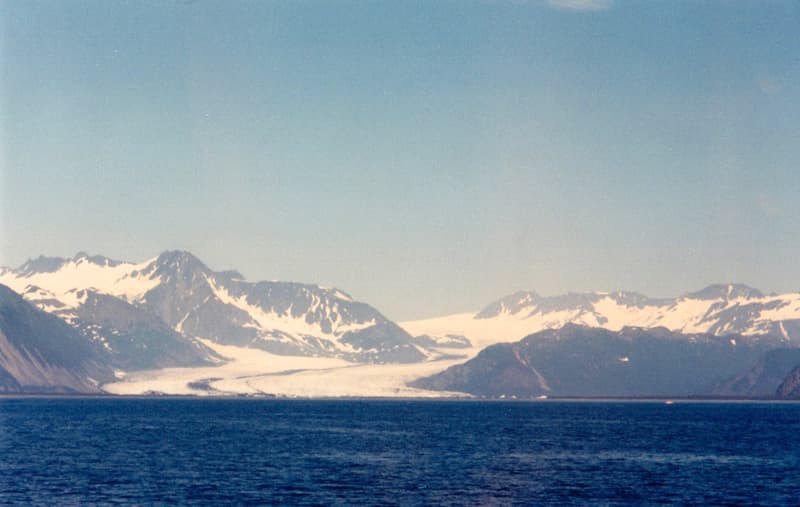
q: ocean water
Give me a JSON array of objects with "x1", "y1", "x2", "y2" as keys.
[{"x1": 1, "y1": 399, "x2": 798, "y2": 505}]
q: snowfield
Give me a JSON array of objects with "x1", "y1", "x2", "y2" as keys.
[
  {"x1": 402, "y1": 289, "x2": 800, "y2": 350},
  {"x1": 402, "y1": 312, "x2": 541, "y2": 351},
  {"x1": 103, "y1": 339, "x2": 469, "y2": 397},
  {"x1": 0, "y1": 255, "x2": 160, "y2": 305}
]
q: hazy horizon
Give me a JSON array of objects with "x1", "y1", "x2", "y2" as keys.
[{"x1": 2, "y1": 0, "x2": 799, "y2": 320}]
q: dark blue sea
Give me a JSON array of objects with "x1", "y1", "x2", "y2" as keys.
[{"x1": 1, "y1": 399, "x2": 799, "y2": 505}]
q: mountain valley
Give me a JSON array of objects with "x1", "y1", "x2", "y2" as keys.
[{"x1": 3, "y1": 251, "x2": 800, "y2": 398}]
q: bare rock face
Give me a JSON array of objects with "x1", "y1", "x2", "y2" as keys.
[
  {"x1": 776, "y1": 365, "x2": 800, "y2": 400},
  {"x1": 74, "y1": 290, "x2": 222, "y2": 370},
  {"x1": 0, "y1": 284, "x2": 114, "y2": 393}
]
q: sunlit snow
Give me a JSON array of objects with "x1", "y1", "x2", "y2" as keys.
[{"x1": 103, "y1": 339, "x2": 467, "y2": 397}]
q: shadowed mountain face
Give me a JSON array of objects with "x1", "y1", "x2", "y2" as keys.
[
  {"x1": 411, "y1": 324, "x2": 788, "y2": 398},
  {"x1": 776, "y1": 365, "x2": 800, "y2": 399},
  {"x1": 5, "y1": 285, "x2": 221, "y2": 372},
  {"x1": 713, "y1": 349, "x2": 800, "y2": 397},
  {"x1": 0, "y1": 285, "x2": 114, "y2": 393},
  {"x1": 76, "y1": 291, "x2": 222, "y2": 371},
  {"x1": 0, "y1": 250, "x2": 424, "y2": 366},
  {"x1": 0, "y1": 365, "x2": 21, "y2": 392}
]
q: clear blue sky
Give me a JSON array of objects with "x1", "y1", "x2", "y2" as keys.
[{"x1": 2, "y1": 0, "x2": 799, "y2": 320}]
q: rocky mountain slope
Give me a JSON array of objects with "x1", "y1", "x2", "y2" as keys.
[
  {"x1": 0, "y1": 284, "x2": 114, "y2": 393},
  {"x1": 776, "y1": 365, "x2": 800, "y2": 399},
  {"x1": 0, "y1": 251, "x2": 423, "y2": 365},
  {"x1": 713, "y1": 348, "x2": 800, "y2": 397},
  {"x1": 411, "y1": 324, "x2": 787, "y2": 398}
]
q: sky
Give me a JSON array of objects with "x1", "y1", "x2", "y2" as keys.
[{"x1": 1, "y1": 0, "x2": 799, "y2": 320}]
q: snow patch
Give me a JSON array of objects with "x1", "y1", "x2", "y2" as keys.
[{"x1": 206, "y1": 276, "x2": 374, "y2": 354}]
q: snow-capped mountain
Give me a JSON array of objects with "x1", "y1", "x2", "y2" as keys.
[
  {"x1": 0, "y1": 251, "x2": 423, "y2": 365},
  {"x1": 402, "y1": 284, "x2": 800, "y2": 350},
  {"x1": 138, "y1": 250, "x2": 422, "y2": 362},
  {"x1": 0, "y1": 253, "x2": 221, "y2": 372}
]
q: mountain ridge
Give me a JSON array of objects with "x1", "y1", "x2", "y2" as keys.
[
  {"x1": 5, "y1": 251, "x2": 800, "y2": 397},
  {"x1": 411, "y1": 323, "x2": 789, "y2": 398},
  {"x1": 0, "y1": 250, "x2": 425, "y2": 365},
  {"x1": 403, "y1": 283, "x2": 800, "y2": 351}
]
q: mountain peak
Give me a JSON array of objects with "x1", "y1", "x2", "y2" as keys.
[
  {"x1": 72, "y1": 252, "x2": 123, "y2": 267},
  {"x1": 0, "y1": 283, "x2": 22, "y2": 303},
  {"x1": 17, "y1": 255, "x2": 69, "y2": 275},
  {"x1": 215, "y1": 269, "x2": 246, "y2": 283},
  {"x1": 475, "y1": 290, "x2": 541, "y2": 319},
  {"x1": 14, "y1": 253, "x2": 127, "y2": 276},
  {"x1": 686, "y1": 284, "x2": 764, "y2": 300},
  {"x1": 145, "y1": 251, "x2": 212, "y2": 283},
  {"x1": 155, "y1": 250, "x2": 207, "y2": 269}
]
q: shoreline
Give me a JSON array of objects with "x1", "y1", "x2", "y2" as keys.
[{"x1": 1, "y1": 393, "x2": 798, "y2": 403}]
